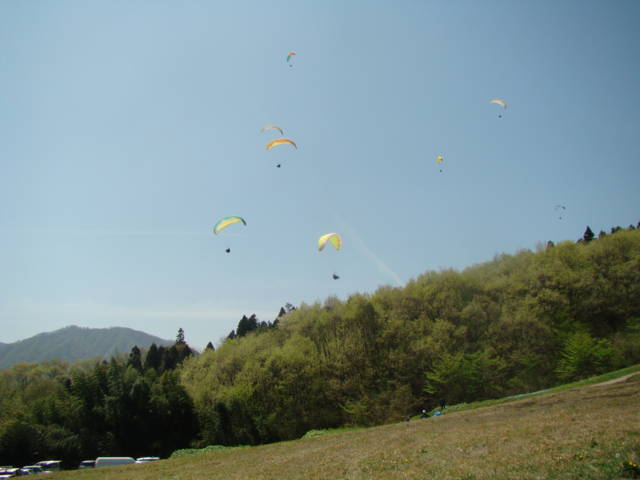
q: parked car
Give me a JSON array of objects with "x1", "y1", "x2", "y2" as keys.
[
  {"x1": 78, "y1": 460, "x2": 95, "y2": 469},
  {"x1": 35, "y1": 461, "x2": 61, "y2": 472},
  {"x1": 94, "y1": 457, "x2": 135, "y2": 468},
  {"x1": 20, "y1": 465, "x2": 48, "y2": 475},
  {"x1": 135, "y1": 457, "x2": 160, "y2": 463}
]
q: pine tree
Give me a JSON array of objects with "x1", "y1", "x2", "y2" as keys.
[
  {"x1": 205, "y1": 341, "x2": 215, "y2": 351},
  {"x1": 176, "y1": 328, "x2": 185, "y2": 345},
  {"x1": 583, "y1": 226, "x2": 595, "y2": 243},
  {"x1": 128, "y1": 345, "x2": 143, "y2": 372},
  {"x1": 144, "y1": 343, "x2": 161, "y2": 371}
]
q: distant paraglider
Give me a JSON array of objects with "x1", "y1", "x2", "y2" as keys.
[
  {"x1": 213, "y1": 216, "x2": 247, "y2": 253},
  {"x1": 319, "y1": 233, "x2": 342, "y2": 280},
  {"x1": 436, "y1": 155, "x2": 444, "y2": 173},
  {"x1": 286, "y1": 52, "x2": 296, "y2": 67},
  {"x1": 555, "y1": 204, "x2": 566, "y2": 220},
  {"x1": 265, "y1": 138, "x2": 297, "y2": 169},
  {"x1": 490, "y1": 98, "x2": 507, "y2": 118}
]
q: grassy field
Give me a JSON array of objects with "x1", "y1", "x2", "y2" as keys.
[{"x1": 49, "y1": 368, "x2": 640, "y2": 480}]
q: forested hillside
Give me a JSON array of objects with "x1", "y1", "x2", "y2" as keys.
[
  {"x1": 180, "y1": 226, "x2": 640, "y2": 445},
  {"x1": 0, "y1": 226, "x2": 638, "y2": 468}
]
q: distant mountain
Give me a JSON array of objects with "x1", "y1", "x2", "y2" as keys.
[{"x1": 0, "y1": 325, "x2": 173, "y2": 369}]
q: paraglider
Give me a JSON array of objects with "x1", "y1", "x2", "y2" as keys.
[
  {"x1": 265, "y1": 138, "x2": 297, "y2": 169},
  {"x1": 319, "y1": 233, "x2": 342, "y2": 280},
  {"x1": 286, "y1": 52, "x2": 296, "y2": 67},
  {"x1": 261, "y1": 125, "x2": 284, "y2": 135},
  {"x1": 555, "y1": 204, "x2": 566, "y2": 220},
  {"x1": 490, "y1": 98, "x2": 507, "y2": 118},
  {"x1": 265, "y1": 138, "x2": 297, "y2": 151},
  {"x1": 213, "y1": 216, "x2": 247, "y2": 253},
  {"x1": 436, "y1": 155, "x2": 444, "y2": 173}
]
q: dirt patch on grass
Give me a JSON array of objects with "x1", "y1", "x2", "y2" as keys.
[{"x1": 589, "y1": 372, "x2": 640, "y2": 387}]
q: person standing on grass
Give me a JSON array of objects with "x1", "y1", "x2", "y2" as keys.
[{"x1": 439, "y1": 398, "x2": 446, "y2": 411}]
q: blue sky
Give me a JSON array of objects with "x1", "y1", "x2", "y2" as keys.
[{"x1": 2, "y1": 1, "x2": 639, "y2": 349}]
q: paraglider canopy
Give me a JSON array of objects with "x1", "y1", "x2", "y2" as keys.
[
  {"x1": 265, "y1": 138, "x2": 297, "y2": 151},
  {"x1": 318, "y1": 233, "x2": 342, "y2": 251},
  {"x1": 332, "y1": 273, "x2": 340, "y2": 280},
  {"x1": 213, "y1": 216, "x2": 247, "y2": 235},
  {"x1": 261, "y1": 125, "x2": 284, "y2": 135},
  {"x1": 286, "y1": 52, "x2": 296, "y2": 66},
  {"x1": 490, "y1": 98, "x2": 507, "y2": 109}
]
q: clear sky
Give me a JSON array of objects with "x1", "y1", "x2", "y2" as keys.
[{"x1": 2, "y1": 1, "x2": 639, "y2": 350}]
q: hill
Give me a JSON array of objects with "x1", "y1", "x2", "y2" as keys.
[
  {"x1": 0, "y1": 325, "x2": 172, "y2": 369},
  {"x1": 47, "y1": 368, "x2": 640, "y2": 479}
]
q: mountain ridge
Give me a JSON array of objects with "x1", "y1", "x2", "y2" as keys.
[{"x1": 0, "y1": 325, "x2": 172, "y2": 369}]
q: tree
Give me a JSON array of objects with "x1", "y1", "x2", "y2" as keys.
[
  {"x1": 556, "y1": 332, "x2": 613, "y2": 381},
  {"x1": 144, "y1": 343, "x2": 161, "y2": 371},
  {"x1": 176, "y1": 328, "x2": 185, "y2": 345},
  {"x1": 583, "y1": 226, "x2": 595, "y2": 243},
  {"x1": 205, "y1": 342, "x2": 215, "y2": 351},
  {"x1": 127, "y1": 346, "x2": 143, "y2": 372},
  {"x1": 236, "y1": 314, "x2": 258, "y2": 337}
]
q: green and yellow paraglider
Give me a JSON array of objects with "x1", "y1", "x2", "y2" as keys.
[{"x1": 213, "y1": 216, "x2": 247, "y2": 253}]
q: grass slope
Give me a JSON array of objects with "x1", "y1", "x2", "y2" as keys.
[{"x1": 49, "y1": 367, "x2": 640, "y2": 480}]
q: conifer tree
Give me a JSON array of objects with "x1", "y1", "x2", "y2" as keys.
[
  {"x1": 128, "y1": 345, "x2": 143, "y2": 372},
  {"x1": 176, "y1": 328, "x2": 186, "y2": 345},
  {"x1": 583, "y1": 226, "x2": 595, "y2": 242},
  {"x1": 144, "y1": 343, "x2": 161, "y2": 371}
]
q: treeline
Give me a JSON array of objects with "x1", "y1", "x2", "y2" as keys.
[
  {"x1": 0, "y1": 331, "x2": 196, "y2": 468},
  {"x1": 180, "y1": 225, "x2": 640, "y2": 445},
  {"x1": 1, "y1": 225, "x2": 639, "y2": 466}
]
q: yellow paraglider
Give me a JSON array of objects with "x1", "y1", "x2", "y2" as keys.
[
  {"x1": 265, "y1": 138, "x2": 297, "y2": 150},
  {"x1": 436, "y1": 155, "x2": 444, "y2": 164},
  {"x1": 261, "y1": 125, "x2": 284, "y2": 135},
  {"x1": 318, "y1": 233, "x2": 342, "y2": 251}
]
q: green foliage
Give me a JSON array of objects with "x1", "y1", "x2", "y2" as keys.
[{"x1": 556, "y1": 332, "x2": 614, "y2": 381}]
